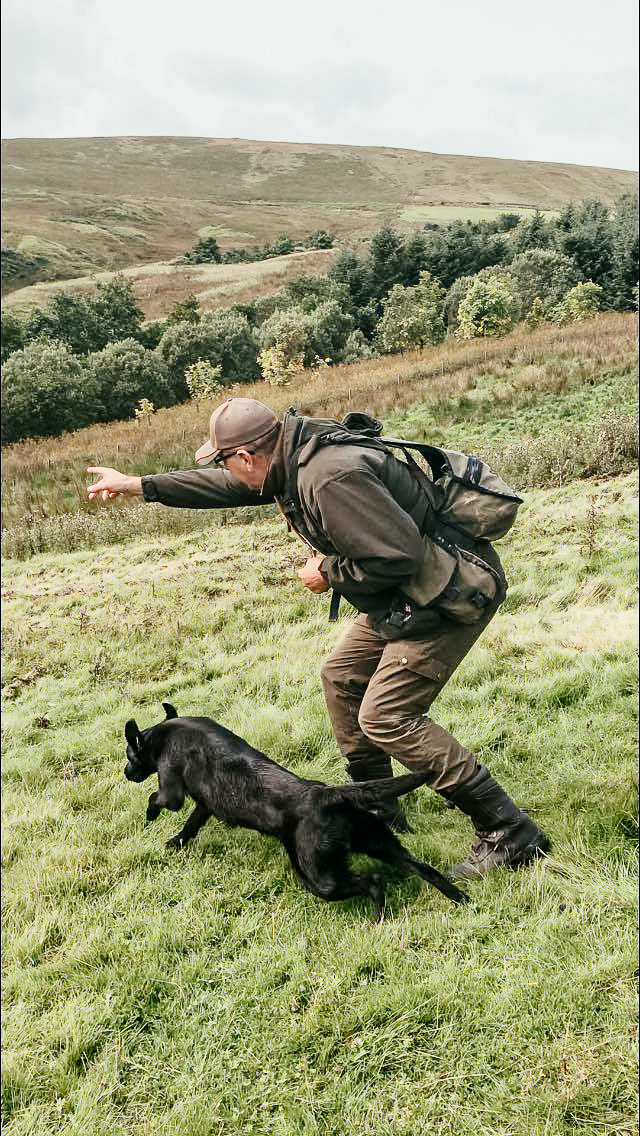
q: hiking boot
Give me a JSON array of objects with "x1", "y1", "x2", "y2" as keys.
[{"x1": 442, "y1": 766, "x2": 549, "y2": 878}]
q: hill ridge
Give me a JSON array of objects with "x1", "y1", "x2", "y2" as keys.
[{"x1": 2, "y1": 136, "x2": 637, "y2": 286}]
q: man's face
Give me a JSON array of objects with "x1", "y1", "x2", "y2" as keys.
[{"x1": 219, "y1": 449, "x2": 271, "y2": 491}]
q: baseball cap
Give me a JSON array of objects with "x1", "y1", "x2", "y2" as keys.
[{"x1": 195, "y1": 398, "x2": 280, "y2": 465}]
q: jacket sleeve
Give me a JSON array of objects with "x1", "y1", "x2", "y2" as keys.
[
  {"x1": 310, "y1": 470, "x2": 425, "y2": 595},
  {"x1": 141, "y1": 468, "x2": 273, "y2": 509}
]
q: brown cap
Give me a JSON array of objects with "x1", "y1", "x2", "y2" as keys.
[{"x1": 195, "y1": 398, "x2": 280, "y2": 465}]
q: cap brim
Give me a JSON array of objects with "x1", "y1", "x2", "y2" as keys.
[{"x1": 194, "y1": 439, "x2": 219, "y2": 465}]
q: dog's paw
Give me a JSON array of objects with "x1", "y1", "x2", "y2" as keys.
[{"x1": 165, "y1": 835, "x2": 185, "y2": 850}]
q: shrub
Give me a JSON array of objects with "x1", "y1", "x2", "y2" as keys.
[
  {"x1": 257, "y1": 346, "x2": 305, "y2": 386},
  {"x1": 548, "y1": 282, "x2": 602, "y2": 325},
  {"x1": 456, "y1": 274, "x2": 522, "y2": 339},
  {"x1": 158, "y1": 309, "x2": 259, "y2": 395},
  {"x1": 305, "y1": 230, "x2": 334, "y2": 249},
  {"x1": 1, "y1": 339, "x2": 102, "y2": 443},
  {"x1": 88, "y1": 339, "x2": 174, "y2": 421},
  {"x1": 375, "y1": 271, "x2": 446, "y2": 352},
  {"x1": 184, "y1": 359, "x2": 223, "y2": 400}
]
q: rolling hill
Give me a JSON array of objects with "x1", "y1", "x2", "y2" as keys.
[{"x1": 2, "y1": 136, "x2": 637, "y2": 288}]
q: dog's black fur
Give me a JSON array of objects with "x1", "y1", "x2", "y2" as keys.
[{"x1": 124, "y1": 703, "x2": 468, "y2": 917}]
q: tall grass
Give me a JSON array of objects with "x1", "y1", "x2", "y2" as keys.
[{"x1": 2, "y1": 314, "x2": 637, "y2": 560}]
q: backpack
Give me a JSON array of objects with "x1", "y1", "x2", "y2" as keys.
[
  {"x1": 341, "y1": 411, "x2": 522, "y2": 544},
  {"x1": 332, "y1": 413, "x2": 523, "y2": 632}
]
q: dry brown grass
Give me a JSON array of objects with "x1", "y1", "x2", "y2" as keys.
[
  {"x1": 3, "y1": 136, "x2": 636, "y2": 285},
  {"x1": 3, "y1": 249, "x2": 339, "y2": 320},
  {"x1": 2, "y1": 312, "x2": 635, "y2": 482}
]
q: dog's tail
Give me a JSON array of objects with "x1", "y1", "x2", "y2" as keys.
[{"x1": 321, "y1": 771, "x2": 429, "y2": 808}]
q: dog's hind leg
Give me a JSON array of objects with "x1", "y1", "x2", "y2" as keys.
[
  {"x1": 291, "y1": 822, "x2": 388, "y2": 919},
  {"x1": 351, "y1": 810, "x2": 469, "y2": 906},
  {"x1": 166, "y1": 802, "x2": 211, "y2": 849}
]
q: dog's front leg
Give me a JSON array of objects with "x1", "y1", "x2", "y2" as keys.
[
  {"x1": 166, "y1": 802, "x2": 211, "y2": 850},
  {"x1": 146, "y1": 791, "x2": 163, "y2": 823}
]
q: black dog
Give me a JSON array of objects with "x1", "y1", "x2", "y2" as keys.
[{"x1": 124, "y1": 703, "x2": 468, "y2": 917}]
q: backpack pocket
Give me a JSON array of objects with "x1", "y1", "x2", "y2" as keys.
[{"x1": 434, "y1": 546, "x2": 500, "y2": 623}]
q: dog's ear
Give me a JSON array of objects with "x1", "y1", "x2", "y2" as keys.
[
  {"x1": 162, "y1": 702, "x2": 178, "y2": 720},
  {"x1": 125, "y1": 719, "x2": 143, "y2": 750}
]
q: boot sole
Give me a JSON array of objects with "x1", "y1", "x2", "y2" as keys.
[{"x1": 449, "y1": 834, "x2": 551, "y2": 879}]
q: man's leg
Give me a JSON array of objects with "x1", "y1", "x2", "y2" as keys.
[
  {"x1": 321, "y1": 615, "x2": 411, "y2": 829},
  {"x1": 324, "y1": 607, "x2": 548, "y2": 875}
]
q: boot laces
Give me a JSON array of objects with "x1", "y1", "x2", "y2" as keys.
[{"x1": 467, "y1": 829, "x2": 507, "y2": 864}]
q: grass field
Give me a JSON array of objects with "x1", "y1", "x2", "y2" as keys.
[
  {"x1": 1, "y1": 315, "x2": 638, "y2": 1135},
  {"x1": 2, "y1": 136, "x2": 636, "y2": 284}
]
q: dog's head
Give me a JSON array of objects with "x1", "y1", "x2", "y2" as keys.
[{"x1": 124, "y1": 702, "x2": 178, "y2": 782}]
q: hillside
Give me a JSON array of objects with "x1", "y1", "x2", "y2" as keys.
[
  {"x1": 2, "y1": 315, "x2": 637, "y2": 1135},
  {"x1": 2, "y1": 136, "x2": 637, "y2": 287}
]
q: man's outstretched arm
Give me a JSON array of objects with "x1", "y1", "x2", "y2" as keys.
[{"x1": 87, "y1": 465, "x2": 271, "y2": 509}]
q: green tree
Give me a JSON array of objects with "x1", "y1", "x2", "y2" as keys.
[
  {"x1": 610, "y1": 192, "x2": 639, "y2": 310},
  {"x1": 1, "y1": 309, "x2": 26, "y2": 362},
  {"x1": 88, "y1": 339, "x2": 174, "y2": 421},
  {"x1": 421, "y1": 221, "x2": 509, "y2": 288},
  {"x1": 456, "y1": 274, "x2": 522, "y2": 339},
  {"x1": 445, "y1": 267, "x2": 520, "y2": 330},
  {"x1": 24, "y1": 275, "x2": 144, "y2": 354},
  {"x1": 184, "y1": 360, "x2": 223, "y2": 400},
  {"x1": 257, "y1": 306, "x2": 310, "y2": 363},
  {"x1": 375, "y1": 271, "x2": 446, "y2": 353},
  {"x1": 158, "y1": 309, "x2": 259, "y2": 395},
  {"x1": 306, "y1": 299, "x2": 354, "y2": 363},
  {"x1": 547, "y1": 281, "x2": 602, "y2": 324},
  {"x1": 25, "y1": 291, "x2": 95, "y2": 354},
  {"x1": 90, "y1": 275, "x2": 145, "y2": 345},
  {"x1": 1, "y1": 340, "x2": 101, "y2": 443},
  {"x1": 182, "y1": 236, "x2": 222, "y2": 264},
  {"x1": 509, "y1": 211, "x2": 555, "y2": 255},
  {"x1": 166, "y1": 295, "x2": 201, "y2": 326},
  {"x1": 555, "y1": 200, "x2": 615, "y2": 306},
  {"x1": 508, "y1": 248, "x2": 582, "y2": 315}
]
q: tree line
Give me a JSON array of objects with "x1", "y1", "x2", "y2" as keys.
[{"x1": 1, "y1": 195, "x2": 637, "y2": 444}]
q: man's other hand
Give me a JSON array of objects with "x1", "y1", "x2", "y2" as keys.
[
  {"x1": 86, "y1": 467, "x2": 143, "y2": 502},
  {"x1": 297, "y1": 555, "x2": 330, "y2": 593}
]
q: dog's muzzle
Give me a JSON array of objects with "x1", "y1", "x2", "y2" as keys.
[{"x1": 124, "y1": 763, "x2": 147, "y2": 783}]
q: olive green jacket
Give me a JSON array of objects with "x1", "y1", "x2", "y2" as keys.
[{"x1": 142, "y1": 409, "x2": 442, "y2": 611}]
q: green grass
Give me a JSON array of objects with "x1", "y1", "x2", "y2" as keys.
[
  {"x1": 2, "y1": 312, "x2": 638, "y2": 1133},
  {"x1": 2, "y1": 465, "x2": 637, "y2": 1134}
]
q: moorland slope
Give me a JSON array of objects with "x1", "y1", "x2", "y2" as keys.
[{"x1": 2, "y1": 136, "x2": 637, "y2": 284}]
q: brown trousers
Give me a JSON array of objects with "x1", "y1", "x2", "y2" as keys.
[{"x1": 321, "y1": 603, "x2": 501, "y2": 793}]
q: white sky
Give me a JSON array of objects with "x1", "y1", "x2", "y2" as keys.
[{"x1": 1, "y1": 0, "x2": 638, "y2": 170}]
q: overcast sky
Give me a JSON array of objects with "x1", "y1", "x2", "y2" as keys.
[{"x1": 1, "y1": 0, "x2": 638, "y2": 170}]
